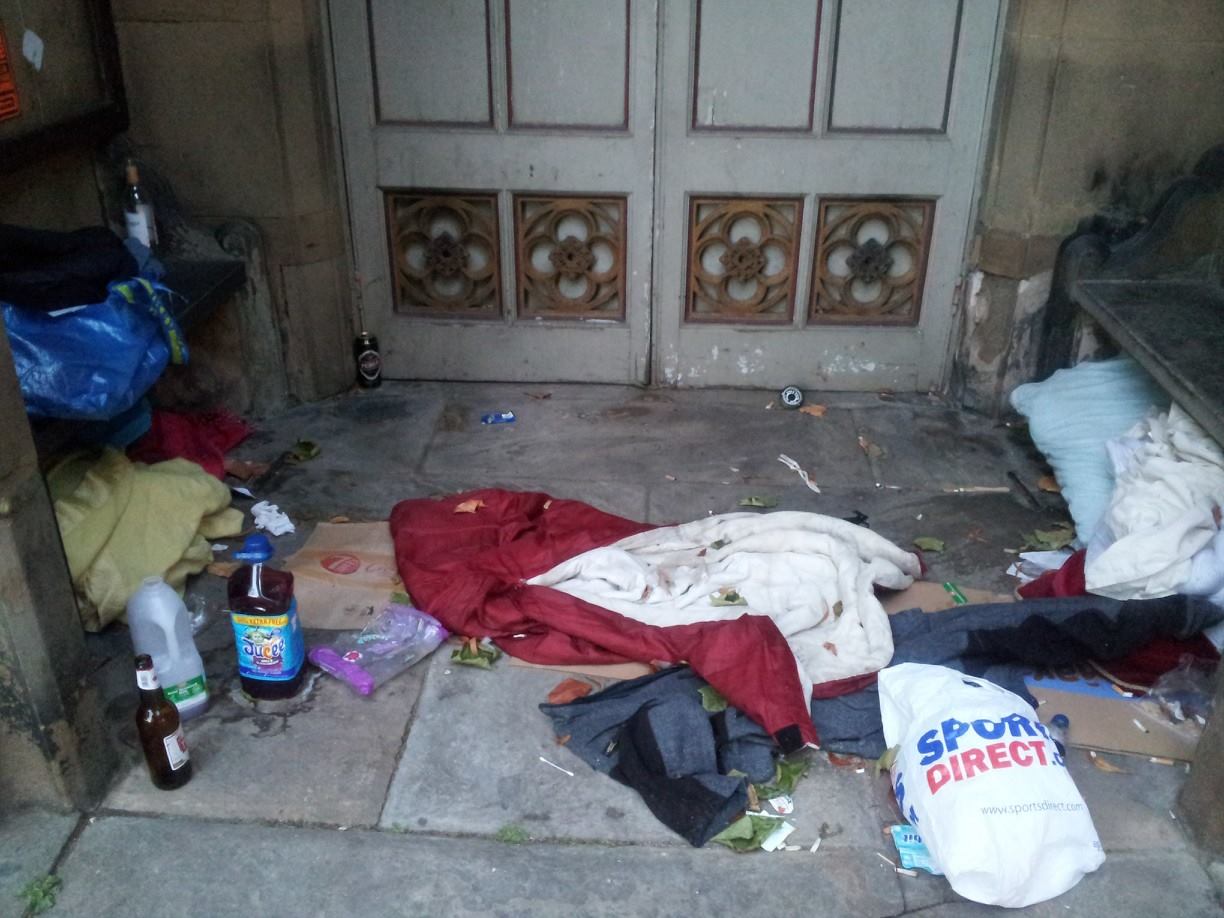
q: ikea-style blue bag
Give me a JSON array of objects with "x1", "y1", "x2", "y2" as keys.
[{"x1": 2, "y1": 277, "x2": 188, "y2": 420}]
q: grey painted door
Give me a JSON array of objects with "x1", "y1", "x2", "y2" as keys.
[
  {"x1": 653, "y1": 0, "x2": 1002, "y2": 390},
  {"x1": 330, "y1": 0, "x2": 1001, "y2": 389},
  {"x1": 330, "y1": 0, "x2": 657, "y2": 383}
]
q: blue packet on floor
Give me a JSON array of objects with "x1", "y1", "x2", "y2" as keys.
[{"x1": 891, "y1": 824, "x2": 942, "y2": 875}]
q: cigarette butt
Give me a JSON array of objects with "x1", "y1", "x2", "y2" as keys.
[
  {"x1": 810, "y1": 838, "x2": 822, "y2": 853},
  {"x1": 896, "y1": 867, "x2": 919, "y2": 878},
  {"x1": 1132, "y1": 718, "x2": 1149, "y2": 734},
  {"x1": 1150, "y1": 756, "x2": 1176, "y2": 766},
  {"x1": 538, "y1": 756, "x2": 575, "y2": 777},
  {"x1": 876, "y1": 852, "x2": 897, "y2": 868}
]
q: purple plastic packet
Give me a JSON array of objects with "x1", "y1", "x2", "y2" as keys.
[{"x1": 308, "y1": 603, "x2": 447, "y2": 696}]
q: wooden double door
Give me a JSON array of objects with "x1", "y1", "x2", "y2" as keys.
[{"x1": 331, "y1": 0, "x2": 1002, "y2": 389}]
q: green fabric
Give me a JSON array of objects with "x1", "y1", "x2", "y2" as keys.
[{"x1": 49, "y1": 448, "x2": 243, "y2": 630}]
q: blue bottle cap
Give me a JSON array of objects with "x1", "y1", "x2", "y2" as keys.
[
  {"x1": 234, "y1": 534, "x2": 274, "y2": 562},
  {"x1": 1051, "y1": 713, "x2": 1070, "y2": 729}
]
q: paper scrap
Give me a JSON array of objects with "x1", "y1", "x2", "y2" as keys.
[
  {"x1": 809, "y1": 838, "x2": 822, "y2": 853},
  {"x1": 252, "y1": 500, "x2": 295, "y2": 536},
  {"x1": 22, "y1": 30, "x2": 43, "y2": 71},
  {"x1": 760, "y1": 820, "x2": 796, "y2": 853},
  {"x1": 777, "y1": 453, "x2": 821, "y2": 494},
  {"x1": 768, "y1": 794, "x2": 794, "y2": 815}
]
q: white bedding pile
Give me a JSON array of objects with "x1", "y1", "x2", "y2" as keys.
[{"x1": 529, "y1": 511, "x2": 921, "y2": 693}]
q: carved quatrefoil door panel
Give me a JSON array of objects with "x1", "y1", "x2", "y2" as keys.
[{"x1": 332, "y1": 0, "x2": 1002, "y2": 388}]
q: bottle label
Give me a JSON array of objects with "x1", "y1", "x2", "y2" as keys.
[
  {"x1": 164, "y1": 674, "x2": 207, "y2": 707},
  {"x1": 229, "y1": 599, "x2": 305, "y2": 682},
  {"x1": 357, "y1": 348, "x2": 381, "y2": 382},
  {"x1": 136, "y1": 668, "x2": 159, "y2": 691},
  {"x1": 163, "y1": 727, "x2": 190, "y2": 771},
  {"x1": 125, "y1": 209, "x2": 151, "y2": 247}
]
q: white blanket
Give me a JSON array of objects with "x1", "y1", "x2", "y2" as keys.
[
  {"x1": 528, "y1": 511, "x2": 921, "y2": 694},
  {"x1": 1086, "y1": 405, "x2": 1224, "y2": 601}
]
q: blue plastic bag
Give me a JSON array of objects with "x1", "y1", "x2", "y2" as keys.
[{"x1": 2, "y1": 277, "x2": 187, "y2": 421}]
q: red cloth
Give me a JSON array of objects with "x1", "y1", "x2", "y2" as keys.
[
  {"x1": 390, "y1": 489, "x2": 819, "y2": 747},
  {"x1": 1018, "y1": 549, "x2": 1087, "y2": 599},
  {"x1": 128, "y1": 409, "x2": 253, "y2": 479}
]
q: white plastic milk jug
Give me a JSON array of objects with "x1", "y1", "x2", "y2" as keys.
[{"x1": 126, "y1": 577, "x2": 209, "y2": 719}]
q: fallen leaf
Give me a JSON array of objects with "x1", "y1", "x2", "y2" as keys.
[
  {"x1": 1021, "y1": 522, "x2": 1076, "y2": 550},
  {"x1": 287, "y1": 439, "x2": 320, "y2": 463},
  {"x1": 822, "y1": 641, "x2": 839, "y2": 656},
  {"x1": 1089, "y1": 753, "x2": 1128, "y2": 774},
  {"x1": 966, "y1": 526, "x2": 987, "y2": 543},
  {"x1": 454, "y1": 498, "x2": 486, "y2": 513},
  {"x1": 746, "y1": 783, "x2": 761, "y2": 812},
  {"x1": 878, "y1": 389, "x2": 896, "y2": 401},
  {"x1": 738, "y1": 495, "x2": 779, "y2": 508},
  {"x1": 754, "y1": 758, "x2": 810, "y2": 798},
  {"x1": 525, "y1": 391, "x2": 552, "y2": 400},
  {"x1": 711, "y1": 813, "x2": 779, "y2": 852},
  {"x1": 206, "y1": 561, "x2": 240, "y2": 578},
  {"x1": 1037, "y1": 475, "x2": 1062, "y2": 493},
  {"x1": 826, "y1": 752, "x2": 866, "y2": 769},
  {"x1": 913, "y1": 536, "x2": 946, "y2": 552},
  {"x1": 710, "y1": 586, "x2": 748, "y2": 607},
  {"x1": 451, "y1": 637, "x2": 502, "y2": 669},
  {"x1": 799, "y1": 404, "x2": 828, "y2": 418},
  {"x1": 329, "y1": 515, "x2": 352, "y2": 524},
  {"x1": 547, "y1": 678, "x2": 593, "y2": 705},
  {"x1": 224, "y1": 458, "x2": 271, "y2": 481},
  {"x1": 832, "y1": 600, "x2": 844, "y2": 619},
  {"x1": 710, "y1": 538, "x2": 729, "y2": 550},
  {"x1": 698, "y1": 684, "x2": 728, "y2": 712},
  {"x1": 857, "y1": 435, "x2": 885, "y2": 459},
  {"x1": 874, "y1": 744, "x2": 901, "y2": 777},
  {"x1": 555, "y1": 733, "x2": 571, "y2": 746}
]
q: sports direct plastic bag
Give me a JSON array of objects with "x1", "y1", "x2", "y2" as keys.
[{"x1": 880, "y1": 663, "x2": 1104, "y2": 908}]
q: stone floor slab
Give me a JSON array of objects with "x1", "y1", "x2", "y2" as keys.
[
  {"x1": 1065, "y1": 750, "x2": 1190, "y2": 852},
  {"x1": 851, "y1": 404, "x2": 1043, "y2": 492},
  {"x1": 103, "y1": 636, "x2": 426, "y2": 827},
  {"x1": 422, "y1": 386, "x2": 873, "y2": 488},
  {"x1": 381, "y1": 652, "x2": 685, "y2": 844},
  {"x1": 53, "y1": 815, "x2": 907, "y2": 918},
  {"x1": 0, "y1": 808, "x2": 77, "y2": 908},
  {"x1": 903, "y1": 851, "x2": 1219, "y2": 917}
]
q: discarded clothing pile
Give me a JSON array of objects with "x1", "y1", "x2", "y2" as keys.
[
  {"x1": 541, "y1": 667, "x2": 775, "y2": 847},
  {"x1": 810, "y1": 593, "x2": 1224, "y2": 758},
  {"x1": 390, "y1": 489, "x2": 922, "y2": 748},
  {"x1": 1012, "y1": 358, "x2": 1224, "y2": 646},
  {"x1": 49, "y1": 448, "x2": 244, "y2": 629}
]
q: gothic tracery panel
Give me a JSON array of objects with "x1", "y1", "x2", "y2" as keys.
[
  {"x1": 386, "y1": 192, "x2": 501, "y2": 317},
  {"x1": 515, "y1": 195, "x2": 627, "y2": 319},
  {"x1": 685, "y1": 197, "x2": 802, "y2": 323},
  {"x1": 810, "y1": 198, "x2": 934, "y2": 326}
]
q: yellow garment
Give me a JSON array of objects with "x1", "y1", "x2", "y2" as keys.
[{"x1": 48, "y1": 448, "x2": 243, "y2": 630}]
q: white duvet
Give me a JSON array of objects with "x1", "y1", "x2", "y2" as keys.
[
  {"x1": 1086, "y1": 405, "x2": 1224, "y2": 604},
  {"x1": 528, "y1": 511, "x2": 921, "y2": 694}
]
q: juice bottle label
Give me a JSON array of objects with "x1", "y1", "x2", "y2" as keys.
[
  {"x1": 229, "y1": 598, "x2": 304, "y2": 682},
  {"x1": 164, "y1": 674, "x2": 207, "y2": 707}
]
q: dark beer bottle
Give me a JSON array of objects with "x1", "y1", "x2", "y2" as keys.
[
  {"x1": 354, "y1": 330, "x2": 382, "y2": 388},
  {"x1": 134, "y1": 654, "x2": 193, "y2": 790}
]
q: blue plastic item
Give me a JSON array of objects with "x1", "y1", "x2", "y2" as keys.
[
  {"x1": 234, "y1": 534, "x2": 274, "y2": 563},
  {"x1": 2, "y1": 277, "x2": 186, "y2": 421}
]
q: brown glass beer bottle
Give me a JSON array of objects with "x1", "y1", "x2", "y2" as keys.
[{"x1": 134, "y1": 654, "x2": 193, "y2": 790}]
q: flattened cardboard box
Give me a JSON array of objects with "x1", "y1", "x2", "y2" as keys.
[{"x1": 283, "y1": 522, "x2": 402, "y2": 629}]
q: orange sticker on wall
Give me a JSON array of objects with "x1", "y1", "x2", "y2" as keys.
[{"x1": 0, "y1": 23, "x2": 21, "y2": 123}]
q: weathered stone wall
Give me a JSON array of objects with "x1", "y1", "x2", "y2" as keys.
[
  {"x1": 956, "y1": 0, "x2": 1224, "y2": 413},
  {"x1": 111, "y1": 0, "x2": 354, "y2": 403}
]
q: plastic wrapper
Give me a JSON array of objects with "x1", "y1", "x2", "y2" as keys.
[
  {"x1": 1150, "y1": 654, "x2": 1216, "y2": 724},
  {"x1": 308, "y1": 603, "x2": 447, "y2": 696}
]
